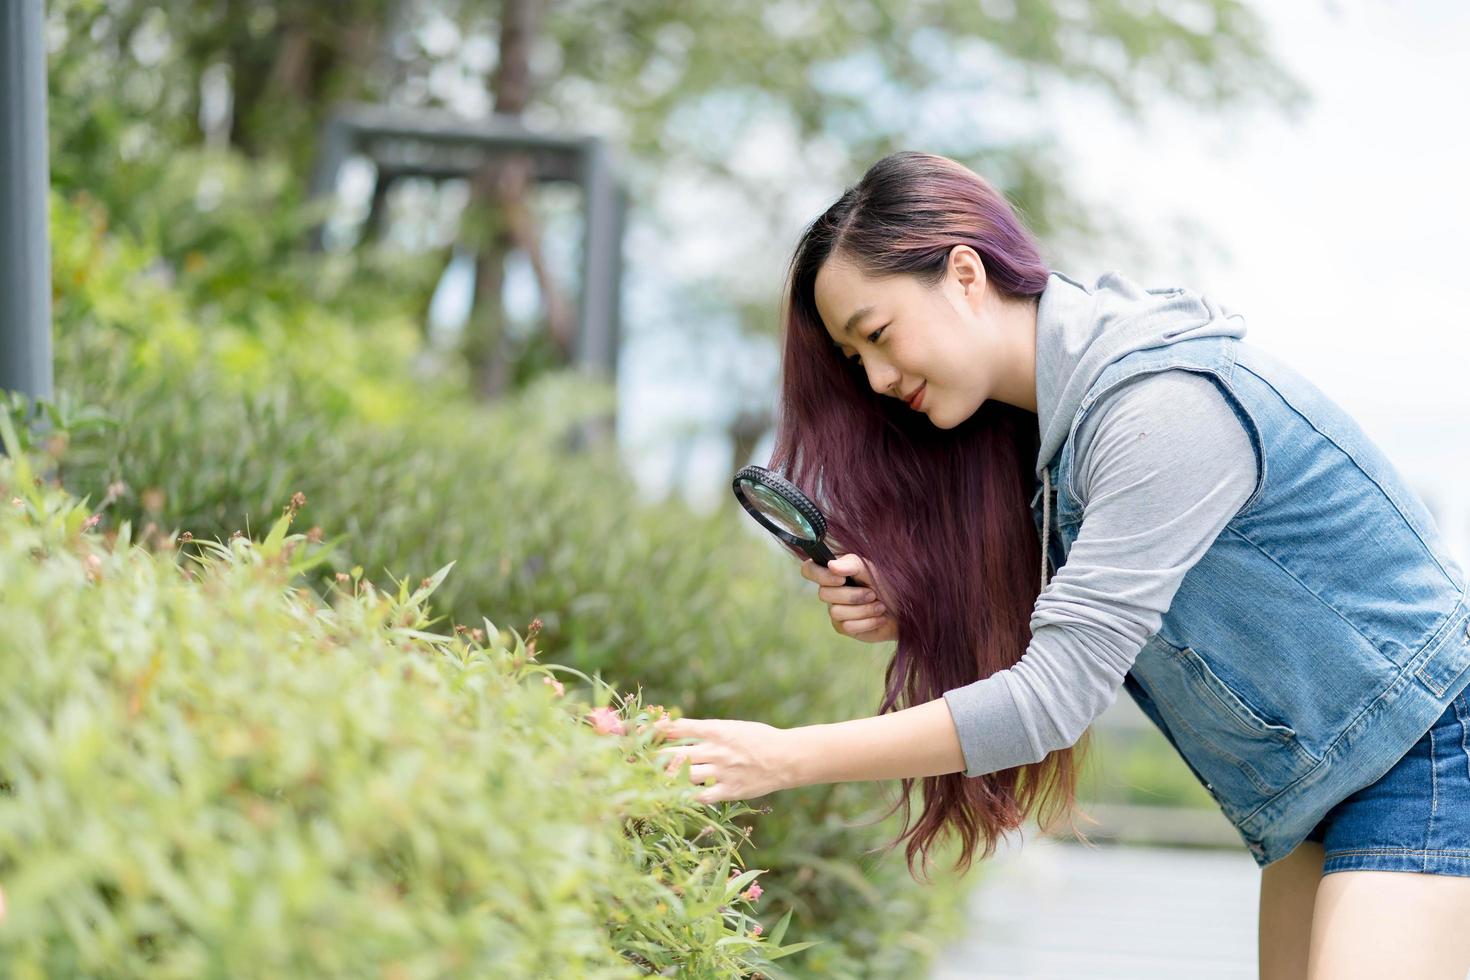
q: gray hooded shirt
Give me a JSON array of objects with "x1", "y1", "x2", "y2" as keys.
[{"x1": 941, "y1": 271, "x2": 1261, "y2": 777}]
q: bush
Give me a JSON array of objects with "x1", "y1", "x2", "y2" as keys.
[
  {"x1": 40, "y1": 193, "x2": 979, "y2": 977},
  {"x1": 0, "y1": 427, "x2": 819, "y2": 977}
]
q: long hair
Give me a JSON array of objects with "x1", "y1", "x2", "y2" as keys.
[{"x1": 769, "y1": 151, "x2": 1094, "y2": 881}]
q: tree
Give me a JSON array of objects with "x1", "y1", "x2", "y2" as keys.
[{"x1": 48, "y1": 0, "x2": 1307, "y2": 411}]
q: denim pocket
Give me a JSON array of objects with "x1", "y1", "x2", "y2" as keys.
[{"x1": 1133, "y1": 637, "x2": 1318, "y2": 799}]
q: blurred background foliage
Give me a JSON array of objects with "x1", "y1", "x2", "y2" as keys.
[
  {"x1": 45, "y1": 0, "x2": 1305, "y2": 413},
  {"x1": 18, "y1": 0, "x2": 1302, "y2": 973}
]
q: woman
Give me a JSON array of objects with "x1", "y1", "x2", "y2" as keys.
[{"x1": 653, "y1": 151, "x2": 1470, "y2": 977}]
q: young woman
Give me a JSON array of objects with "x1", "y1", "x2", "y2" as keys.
[{"x1": 654, "y1": 151, "x2": 1470, "y2": 977}]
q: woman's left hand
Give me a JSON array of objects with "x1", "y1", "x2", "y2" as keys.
[{"x1": 652, "y1": 717, "x2": 796, "y2": 805}]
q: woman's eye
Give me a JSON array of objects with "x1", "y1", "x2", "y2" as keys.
[{"x1": 847, "y1": 326, "x2": 886, "y2": 365}]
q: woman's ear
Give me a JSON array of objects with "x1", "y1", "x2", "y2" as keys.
[{"x1": 947, "y1": 245, "x2": 987, "y2": 308}]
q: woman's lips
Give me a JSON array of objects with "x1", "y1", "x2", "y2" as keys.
[{"x1": 906, "y1": 382, "x2": 926, "y2": 410}]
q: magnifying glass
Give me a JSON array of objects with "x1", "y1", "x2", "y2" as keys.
[{"x1": 731, "y1": 464, "x2": 860, "y2": 587}]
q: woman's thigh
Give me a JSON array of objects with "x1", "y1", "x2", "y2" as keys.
[
  {"x1": 1259, "y1": 839, "x2": 1324, "y2": 980},
  {"x1": 1308, "y1": 871, "x2": 1470, "y2": 979},
  {"x1": 1302, "y1": 689, "x2": 1470, "y2": 978}
]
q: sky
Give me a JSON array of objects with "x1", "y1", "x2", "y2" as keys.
[
  {"x1": 1038, "y1": 0, "x2": 1470, "y2": 572},
  {"x1": 613, "y1": 0, "x2": 1470, "y2": 574}
]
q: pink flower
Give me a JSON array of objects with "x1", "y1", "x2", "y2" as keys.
[
  {"x1": 586, "y1": 706, "x2": 626, "y2": 735},
  {"x1": 751, "y1": 923, "x2": 762, "y2": 937},
  {"x1": 542, "y1": 676, "x2": 565, "y2": 698},
  {"x1": 740, "y1": 883, "x2": 763, "y2": 903}
]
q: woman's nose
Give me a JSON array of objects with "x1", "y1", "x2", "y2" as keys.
[{"x1": 866, "y1": 361, "x2": 899, "y2": 397}]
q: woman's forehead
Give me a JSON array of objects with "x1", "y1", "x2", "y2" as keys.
[
  {"x1": 817, "y1": 260, "x2": 878, "y2": 316},
  {"x1": 815, "y1": 260, "x2": 911, "y2": 335},
  {"x1": 815, "y1": 254, "x2": 870, "y2": 295}
]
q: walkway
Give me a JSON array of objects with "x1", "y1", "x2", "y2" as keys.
[{"x1": 928, "y1": 829, "x2": 1261, "y2": 979}]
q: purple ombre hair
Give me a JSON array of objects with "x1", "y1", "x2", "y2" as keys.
[{"x1": 769, "y1": 151, "x2": 1094, "y2": 881}]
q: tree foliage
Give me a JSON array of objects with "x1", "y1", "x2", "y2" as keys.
[{"x1": 48, "y1": 0, "x2": 1307, "y2": 331}]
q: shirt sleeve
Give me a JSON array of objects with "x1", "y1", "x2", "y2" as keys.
[{"x1": 941, "y1": 369, "x2": 1260, "y2": 777}]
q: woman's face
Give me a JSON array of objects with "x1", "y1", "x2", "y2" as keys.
[{"x1": 813, "y1": 246, "x2": 1001, "y2": 429}]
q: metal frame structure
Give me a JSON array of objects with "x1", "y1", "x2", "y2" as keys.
[
  {"x1": 308, "y1": 102, "x2": 627, "y2": 398},
  {"x1": 1, "y1": 0, "x2": 53, "y2": 412},
  {"x1": 0, "y1": 28, "x2": 630, "y2": 438}
]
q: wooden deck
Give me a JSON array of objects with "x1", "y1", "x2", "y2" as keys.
[{"x1": 928, "y1": 829, "x2": 1262, "y2": 979}]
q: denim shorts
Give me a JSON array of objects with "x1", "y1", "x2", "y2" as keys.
[{"x1": 1304, "y1": 688, "x2": 1470, "y2": 877}]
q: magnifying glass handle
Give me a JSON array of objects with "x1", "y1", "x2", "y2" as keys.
[{"x1": 805, "y1": 539, "x2": 861, "y2": 589}]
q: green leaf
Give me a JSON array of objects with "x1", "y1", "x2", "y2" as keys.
[
  {"x1": 0, "y1": 399, "x2": 18, "y2": 451},
  {"x1": 409, "y1": 561, "x2": 455, "y2": 606},
  {"x1": 764, "y1": 939, "x2": 821, "y2": 960},
  {"x1": 0, "y1": 402, "x2": 35, "y2": 493},
  {"x1": 287, "y1": 534, "x2": 346, "y2": 578},
  {"x1": 391, "y1": 628, "x2": 451, "y2": 644},
  {"x1": 260, "y1": 511, "x2": 292, "y2": 556},
  {"x1": 723, "y1": 866, "x2": 764, "y2": 902},
  {"x1": 714, "y1": 935, "x2": 756, "y2": 949},
  {"x1": 767, "y1": 907, "x2": 795, "y2": 946}
]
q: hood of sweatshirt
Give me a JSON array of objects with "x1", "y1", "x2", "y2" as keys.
[{"x1": 1032, "y1": 270, "x2": 1248, "y2": 479}]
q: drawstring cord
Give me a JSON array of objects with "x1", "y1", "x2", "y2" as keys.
[{"x1": 1040, "y1": 467, "x2": 1051, "y2": 593}]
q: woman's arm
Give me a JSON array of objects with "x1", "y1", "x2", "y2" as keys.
[
  {"x1": 784, "y1": 697, "x2": 967, "y2": 786},
  {"x1": 653, "y1": 697, "x2": 967, "y2": 804}
]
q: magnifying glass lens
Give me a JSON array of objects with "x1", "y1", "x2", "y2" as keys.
[
  {"x1": 740, "y1": 479, "x2": 818, "y2": 540},
  {"x1": 731, "y1": 465, "x2": 859, "y2": 588}
]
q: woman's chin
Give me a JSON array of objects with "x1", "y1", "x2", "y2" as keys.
[{"x1": 925, "y1": 404, "x2": 955, "y2": 429}]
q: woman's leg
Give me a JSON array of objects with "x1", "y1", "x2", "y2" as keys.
[
  {"x1": 1259, "y1": 839, "x2": 1325, "y2": 980},
  {"x1": 1308, "y1": 869, "x2": 1470, "y2": 979}
]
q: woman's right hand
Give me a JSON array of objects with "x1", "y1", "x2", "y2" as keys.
[{"x1": 800, "y1": 553, "x2": 900, "y2": 643}]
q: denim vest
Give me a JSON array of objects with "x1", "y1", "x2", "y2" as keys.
[{"x1": 1031, "y1": 333, "x2": 1470, "y2": 868}]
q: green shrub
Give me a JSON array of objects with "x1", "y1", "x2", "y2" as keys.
[
  {"x1": 0, "y1": 429, "x2": 821, "y2": 977},
  {"x1": 44, "y1": 192, "x2": 979, "y2": 977}
]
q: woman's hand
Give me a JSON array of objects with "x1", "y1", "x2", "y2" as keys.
[
  {"x1": 652, "y1": 717, "x2": 794, "y2": 804},
  {"x1": 800, "y1": 553, "x2": 899, "y2": 643}
]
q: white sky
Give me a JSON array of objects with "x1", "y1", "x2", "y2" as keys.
[
  {"x1": 617, "y1": 1, "x2": 1470, "y2": 573},
  {"x1": 1041, "y1": 0, "x2": 1470, "y2": 570}
]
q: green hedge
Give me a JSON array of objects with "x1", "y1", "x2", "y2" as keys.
[
  {"x1": 39, "y1": 193, "x2": 977, "y2": 977},
  {"x1": 0, "y1": 427, "x2": 824, "y2": 977}
]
